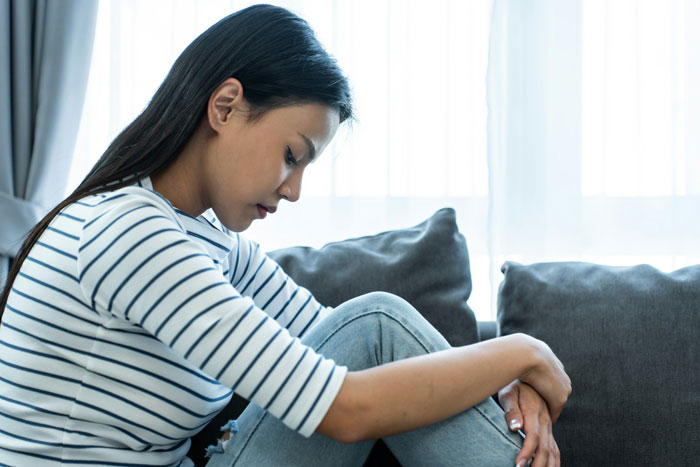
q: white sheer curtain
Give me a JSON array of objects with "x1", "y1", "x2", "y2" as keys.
[
  {"x1": 69, "y1": 0, "x2": 700, "y2": 320},
  {"x1": 487, "y1": 0, "x2": 700, "y2": 313},
  {"x1": 68, "y1": 0, "x2": 496, "y2": 316}
]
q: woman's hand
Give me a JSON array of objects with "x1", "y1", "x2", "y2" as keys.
[
  {"x1": 516, "y1": 335, "x2": 572, "y2": 423},
  {"x1": 499, "y1": 379, "x2": 560, "y2": 467}
]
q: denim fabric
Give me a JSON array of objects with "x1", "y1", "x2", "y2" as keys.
[{"x1": 206, "y1": 292, "x2": 521, "y2": 467}]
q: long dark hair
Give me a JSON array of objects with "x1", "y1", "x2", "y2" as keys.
[{"x1": 0, "y1": 4, "x2": 353, "y2": 319}]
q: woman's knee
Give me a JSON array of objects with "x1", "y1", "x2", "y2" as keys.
[
  {"x1": 313, "y1": 291, "x2": 450, "y2": 364},
  {"x1": 335, "y1": 291, "x2": 415, "y2": 317}
]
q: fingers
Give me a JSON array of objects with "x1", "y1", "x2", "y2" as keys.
[
  {"x1": 499, "y1": 380, "x2": 524, "y2": 431},
  {"x1": 515, "y1": 415, "x2": 539, "y2": 467},
  {"x1": 525, "y1": 424, "x2": 560, "y2": 467}
]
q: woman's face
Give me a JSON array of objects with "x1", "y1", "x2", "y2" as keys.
[{"x1": 205, "y1": 102, "x2": 339, "y2": 232}]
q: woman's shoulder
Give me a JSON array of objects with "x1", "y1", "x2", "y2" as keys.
[{"x1": 65, "y1": 185, "x2": 186, "y2": 233}]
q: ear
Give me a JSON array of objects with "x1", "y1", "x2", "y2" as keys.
[{"x1": 207, "y1": 78, "x2": 245, "y2": 133}]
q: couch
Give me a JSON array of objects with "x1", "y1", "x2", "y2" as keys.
[{"x1": 188, "y1": 208, "x2": 700, "y2": 466}]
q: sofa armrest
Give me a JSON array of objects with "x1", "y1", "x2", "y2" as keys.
[{"x1": 477, "y1": 321, "x2": 498, "y2": 342}]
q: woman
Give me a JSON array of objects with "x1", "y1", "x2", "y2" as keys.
[{"x1": 0, "y1": 5, "x2": 570, "y2": 467}]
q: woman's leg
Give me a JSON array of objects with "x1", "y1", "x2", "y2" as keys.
[{"x1": 205, "y1": 292, "x2": 522, "y2": 467}]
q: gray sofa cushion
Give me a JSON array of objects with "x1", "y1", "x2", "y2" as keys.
[
  {"x1": 268, "y1": 207, "x2": 479, "y2": 347},
  {"x1": 497, "y1": 261, "x2": 700, "y2": 467}
]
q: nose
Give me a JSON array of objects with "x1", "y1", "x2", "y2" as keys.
[{"x1": 278, "y1": 171, "x2": 302, "y2": 203}]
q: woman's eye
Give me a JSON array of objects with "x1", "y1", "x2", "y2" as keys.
[{"x1": 285, "y1": 147, "x2": 298, "y2": 166}]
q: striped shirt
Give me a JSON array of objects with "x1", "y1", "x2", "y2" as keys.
[{"x1": 0, "y1": 178, "x2": 346, "y2": 466}]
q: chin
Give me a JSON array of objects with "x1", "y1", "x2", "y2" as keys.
[
  {"x1": 212, "y1": 209, "x2": 249, "y2": 232},
  {"x1": 227, "y1": 218, "x2": 252, "y2": 233}
]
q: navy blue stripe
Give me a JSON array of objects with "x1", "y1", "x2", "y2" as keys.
[
  {"x1": 215, "y1": 315, "x2": 269, "y2": 380},
  {"x1": 84, "y1": 209, "x2": 108, "y2": 229},
  {"x1": 0, "y1": 392, "x2": 71, "y2": 421},
  {"x1": 174, "y1": 207, "x2": 198, "y2": 221},
  {"x1": 108, "y1": 238, "x2": 189, "y2": 312},
  {"x1": 123, "y1": 252, "x2": 209, "y2": 320},
  {"x1": 0, "y1": 402, "x2": 150, "y2": 455},
  {"x1": 17, "y1": 272, "x2": 85, "y2": 306},
  {"x1": 47, "y1": 225, "x2": 80, "y2": 240},
  {"x1": 82, "y1": 193, "x2": 131, "y2": 224},
  {"x1": 247, "y1": 338, "x2": 296, "y2": 402},
  {"x1": 75, "y1": 193, "x2": 126, "y2": 209},
  {"x1": 183, "y1": 318, "x2": 221, "y2": 360},
  {"x1": 286, "y1": 295, "x2": 313, "y2": 331},
  {"x1": 169, "y1": 296, "x2": 237, "y2": 348},
  {"x1": 25, "y1": 256, "x2": 79, "y2": 283},
  {"x1": 281, "y1": 354, "x2": 323, "y2": 421},
  {"x1": 79, "y1": 213, "x2": 172, "y2": 280},
  {"x1": 297, "y1": 305, "x2": 322, "y2": 338},
  {"x1": 199, "y1": 305, "x2": 255, "y2": 368},
  {"x1": 230, "y1": 327, "x2": 283, "y2": 389},
  {"x1": 0, "y1": 374, "x2": 179, "y2": 441},
  {"x1": 264, "y1": 347, "x2": 309, "y2": 411},
  {"x1": 0, "y1": 356, "x2": 80, "y2": 384},
  {"x1": 83, "y1": 384, "x2": 207, "y2": 432},
  {"x1": 98, "y1": 193, "x2": 128, "y2": 204},
  {"x1": 80, "y1": 204, "x2": 150, "y2": 252},
  {"x1": 153, "y1": 281, "x2": 229, "y2": 338},
  {"x1": 1, "y1": 324, "x2": 229, "y2": 402},
  {"x1": 57, "y1": 211, "x2": 85, "y2": 222},
  {"x1": 86, "y1": 368, "x2": 228, "y2": 420},
  {"x1": 0, "y1": 444, "x2": 172, "y2": 465},
  {"x1": 78, "y1": 192, "x2": 129, "y2": 210},
  {"x1": 0, "y1": 410, "x2": 97, "y2": 440},
  {"x1": 37, "y1": 240, "x2": 77, "y2": 259},
  {"x1": 11, "y1": 288, "x2": 103, "y2": 328},
  {"x1": 0, "y1": 339, "x2": 225, "y2": 417},
  {"x1": 262, "y1": 277, "x2": 288, "y2": 309},
  {"x1": 273, "y1": 288, "x2": 299, "y2": 320},
  {"x1": 253, "y1": 265, "x2": 279, "y2": 298},
  {"x1": 186, "y1": 230, "x2": 229, "y2": 252},
  {"x1": 240, "y1": 257, "x2": 267, "y2": 294},
  {"x1": 0, "y1": 358, "x2": 204, "y2": 432},
  {"x1": 231, "y1": 233, "x2": 241, "y2": 280},
  {"x1": 139, "y1": 267, "x2": 214, "y2": 326},
  {"x1": 234, "y1": 241, "x2": 254, "y2": 288},
  {"x1": 91, "y1": 225, "x2": 184, "y2": 309},
  {"x1": 81, "y1": 194, "x2": 133, "y2": 228},
  {"x1": 5, "y1": 304, "x2": 219, "y2": 385},
  {"x1": 203, "y1": 216, "x2": 220, "y2": 230},
  {"x1": 0, "y1": 415, "x2": 192, "y2": 451},
  {"x1": 296, "y1": 365, "x2": 336, "y2": 431},
  {"x1": 12, "y1": 287, "x2": 152, "y2": 340}
]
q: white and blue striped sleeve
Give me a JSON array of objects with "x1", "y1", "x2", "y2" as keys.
[
  {"x1": 228, "y1": 233, "x2": 334, "y2": 338},
  {"x1": 76, "y1": 193, "x2": 346, "y2": 437}
]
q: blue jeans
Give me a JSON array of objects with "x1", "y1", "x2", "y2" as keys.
[{"x1": 205, "y1": 292, "x2": 522, "y2": 466}]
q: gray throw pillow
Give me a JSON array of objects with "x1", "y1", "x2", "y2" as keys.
[
  {"x1": 268, "y1": 208, "x2": 479, "y2": 347},
  {"x1": 497, "y1": 261, "x2": 700, "y2": 467}
]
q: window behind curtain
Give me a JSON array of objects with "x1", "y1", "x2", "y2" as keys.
[{"x1": 69, "y1": 0, "x2": 699, "y2": 320}]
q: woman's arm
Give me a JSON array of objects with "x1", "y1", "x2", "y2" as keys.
[
  {"x1": 317, "y1": 333, "x2": 571, "y2": 443},
  {"x1": 227, "y1": 233, "x2": 332, "y2": 337}
]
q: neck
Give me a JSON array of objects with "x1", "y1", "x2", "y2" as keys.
[{"x1": 151, "y1": 121, "x2": 211, "y2": 217}]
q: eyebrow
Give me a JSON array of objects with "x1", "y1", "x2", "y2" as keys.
[{"x1": 297, "y1": 132, "x2": 317, "y2": 162}]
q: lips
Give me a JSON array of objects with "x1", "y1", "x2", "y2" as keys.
[{"x1": 256, "y1": 204, "x2": 277, "y2": 218}]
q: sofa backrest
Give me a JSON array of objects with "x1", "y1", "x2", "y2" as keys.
[{"x1": 498, "y1": 261, "x2": 700, "y2": 467}]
